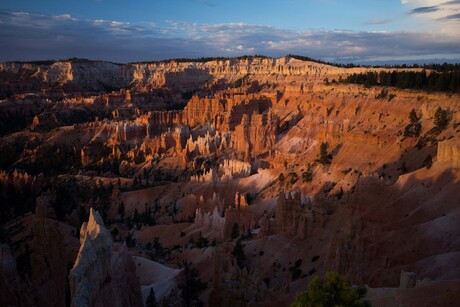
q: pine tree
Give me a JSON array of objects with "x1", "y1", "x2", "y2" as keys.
[
  {"x1": 118, "y1": 202, "x2": 125, "y2": 220},
  {"x1": 232, "y1": 239, "x2": 246, "y2": 269},
  {"x1": 434, "y1": 107, "x2": 448, "y2": 130},
  {"x1": 278, "y1": 173, "x2": 285, "y2": 181},
  {"x1": 231, "y1": 222, "x2": 240, "y2": 240},
  {"x1": 180, "y1": 262, "x2": 207, "y2": 307},
  {"x1": 319, "y1": 142, "x2": 330, "y2": 165},
  {"x1": 145, "y1": 287, "x2": 157, "y2": 307},
  {"x1": 409, "y1": 109, "x2": 418, "y2": 123}
]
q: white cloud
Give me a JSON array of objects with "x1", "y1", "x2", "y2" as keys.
[{"x1": 53, "y1": 14, "x2": 74, "y2": 21}]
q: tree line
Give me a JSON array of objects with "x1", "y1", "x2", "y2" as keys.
[
  {"x1": 131, "y1": 55, "x2": 269, "y2": 65},
  {"x1": 289, "y1": 55, "x2": 460, "y2": 72},
  {"x1": 341, "y1": 70, "x2": 460, "y2": 92}
]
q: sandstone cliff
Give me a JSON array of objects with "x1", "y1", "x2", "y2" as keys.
[
  {"x1": 2, "y1": 54, "x2": 459, "y2": 307},
  {"x1": 437, "y1": 139, "x2": 460, "y2": 167},
  {"x1": 1, "y1": 56, "x2": 423, "y2": 98}
]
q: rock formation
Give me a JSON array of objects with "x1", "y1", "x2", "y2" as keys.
[
  {"x1": 231, "y1": 110, "x2": 278, "y2": 158},
  {"x1": 276, "y1": 191, "x2": 311, "y2": 239},
  {"x1": 194, "y1": 192, "x2": 254, "y2": 240},
  {"x1": 2, "y1": 55, "x2": 460, "y2": 306},
  {"x1": 437, "y1": 139, "x2": 460, "y2": 167},
  {"x1": 0, "y1": 193, "x2": 80, "y2": 307},
  {"x1": 208, "y1": 244, "x2": 268, "y2": 306},
  {"x1": 30, "y1": 194, "x2": 68, "y2": 307},
  {"x1": 257, "y1": 211, "x2": 272, "y2": 238},
  {"x1": 400, "y1": 271, "x2": 416, "y2": 289},
  {"x1": 68, "y1": 208, "x2": 143, "y2": 307}
]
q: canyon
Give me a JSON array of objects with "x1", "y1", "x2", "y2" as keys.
[{"x1": 0, "y1": 56, "x2": 459, "y2": 306}]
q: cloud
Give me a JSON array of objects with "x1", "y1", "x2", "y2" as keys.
[
  {"x1": 0, "y1": 10, "x2": 459, "y2": 63},
  {"x1": 410, "y1": 6, "x2": 441, "y2": 13},
  {"x1": 366, "y1": 19, "x2": 391, "y2": 25},
  {"x1": 442, "y1": 12, "x2": 460, "y2": 19},
  {"x1": 402, "y1": 0, "x2": 460, "y2": 25},
  {"x1": 52, "y1": 14, "x2": 75, "y2": 21},
  {"x1": 402, "y1": 0, "x2": 447, "y2": 5}
]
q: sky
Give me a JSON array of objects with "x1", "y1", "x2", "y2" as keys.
[{"x1": 0, "y1": 0, "x2": 459, "y2": 63}]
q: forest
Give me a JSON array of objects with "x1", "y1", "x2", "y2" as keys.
[{"x1": 341, "y1": 70, "x2": 460, "y2": 92}]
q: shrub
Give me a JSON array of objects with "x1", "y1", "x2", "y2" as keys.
[
  {"x1": 303, "y1": 163, "x2": 313, "y2": 182},
  {"x1": 279, "y1": 173, "x2": 285, "y2": 181},
  {"x1": 290, "y1": 172, "x2": 299, "y2": 184},
  {"x1": 311, "y1": 255, "x2": 320, "y2": 262},
  {"x1": 403, "y1": 122, "x2": 421, "y2": 137},
  {"x1": 196, "y1": 233, "x2": 209, "y2": 248},
  {"x1": 336, "y1": 187, "x2": 344, "y2": 200},
  {"x1": 302, "y1": 170, "x2": 313, "y2": 182},
  {"x1": 291, "y1": 272, "x2": 370, "y2": 307},
  {"x1": 375, "y1": 89, "x2": 388, "y2": 99},
  {"x1": 398, "y1": 161, "x2": 408, "y2": 173},
  {"x1": 423, "y1": 154, "x2": 433, "y2": 169}
]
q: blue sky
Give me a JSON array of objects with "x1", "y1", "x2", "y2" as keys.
[{"x1": 0, "y1": 0, "x2": 459, "y2": 63}]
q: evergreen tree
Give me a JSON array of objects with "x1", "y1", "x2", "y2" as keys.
[
  {"x1": 111, "y1": 227, "x2": 119, "y2": 240},
  {"x1": 403, "y1": 109, "x2": 422, "y2": 137},
  {"x1": 434, "y1": 107, "x2": 448, "y2": 130},
  {"x1": 343, "y1": 70, "x2": 460, "y2": 93},
  {"x1": 180, "y1": 262, "x2": 207, "y2": 307},
  {"x1": 146, "y1": 287, "x2": 157, "y2": 307},
  {"x1": 142, "y1": 204, "x2": 155, "y2": 226},
  {"x1": 231, "y1": 222, "x2": 240, "y2": 240},
  {"x1": 232, "y1": 238, "x2": 246, "y2": 269},
  {"x1": 409, "y1": 109, "x2": 418, "y2": 123},
  {"x1": 133, "y1": 208, "x2": 141, "y2": 228},
  {"x1": 118, "y1": 202, "x2": 125, "y2": 220},
  {"x1": 153, "y1": 237, "x2": 162, "y2": 256},
  {"x1": 319, "y1": 142, "x2": 330, "y2": 165}
]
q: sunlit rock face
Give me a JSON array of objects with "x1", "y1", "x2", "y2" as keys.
[
  {"x1": 438, "y1": 140, "x2": 460, "y2": 167},
  {"x1": 0, "y1": 56, "x2": 341, "y2": 96}
]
